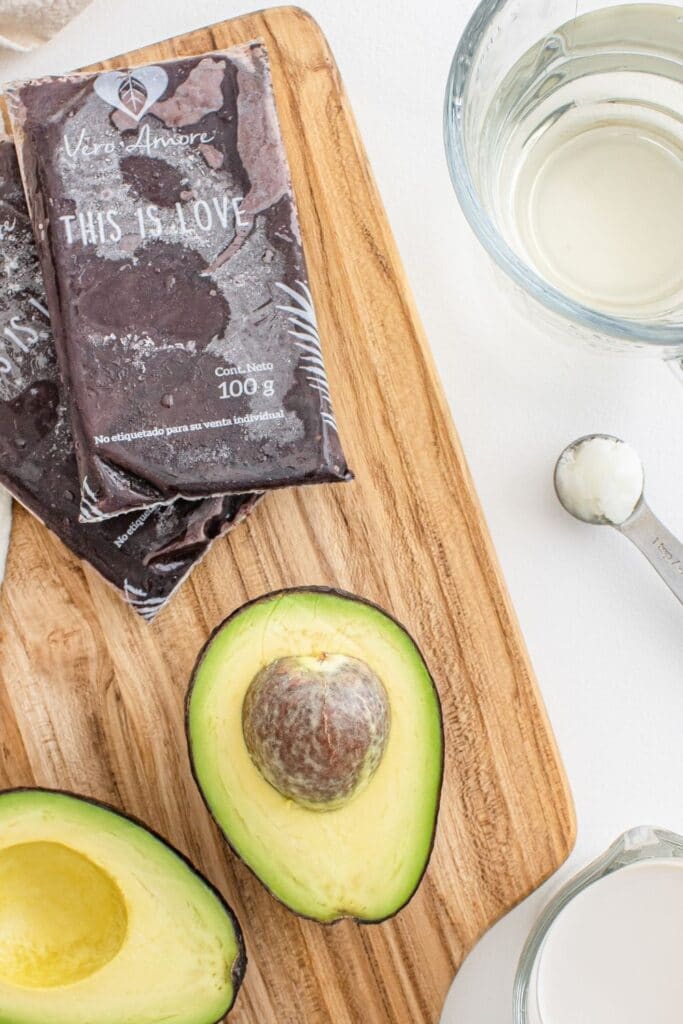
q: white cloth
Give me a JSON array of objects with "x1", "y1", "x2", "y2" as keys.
[{"x1": 0, "y1": 0, "x2": 91, "y2": 51}]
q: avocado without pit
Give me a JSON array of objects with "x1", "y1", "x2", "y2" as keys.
[
  {"x1": 0, "y1": 789, "x2": 245, "y2": 1024},
  {"x1": 187, "y1": 588, "x2": 444, "y2": 923}
]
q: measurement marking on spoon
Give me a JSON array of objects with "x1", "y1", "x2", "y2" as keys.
[{"x1": 652, "y1": 538, "x2": 683, "y2": 574}]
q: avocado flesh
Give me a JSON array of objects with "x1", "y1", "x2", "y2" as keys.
[
  {"x1": 0, "y1": 790, "x2": 244, "y2": 1024},
  {"x1": 188, "y1": 589, "x2": 443, "y2": 923}
]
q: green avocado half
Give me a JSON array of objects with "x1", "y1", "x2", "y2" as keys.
[
  {"x1": 0, "y1": 789, "x2": 245, "y2": 1024},
  {"x1": 187, "y1": 588, "x2": 444, "y2": 924}
]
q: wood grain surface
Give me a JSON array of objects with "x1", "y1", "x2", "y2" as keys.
[{"x1": 0, "y1": 7, "x2": 576, "y2": 1022}]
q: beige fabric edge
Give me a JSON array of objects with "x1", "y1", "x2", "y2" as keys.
[{"x1": 0, "y1": 0, "x2": 92, "y2": 52}]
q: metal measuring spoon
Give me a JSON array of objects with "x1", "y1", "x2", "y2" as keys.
[{"x1": 555, "y1": 434, "x2": 683, "y2": 605}]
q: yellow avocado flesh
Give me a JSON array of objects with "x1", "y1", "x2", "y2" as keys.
[
  {"x1": 188, "y1": 590, "x2": 443, "y2": 923},
  {"x1": 0, "y1": 791, "x2": 242, "y2": 1024}
]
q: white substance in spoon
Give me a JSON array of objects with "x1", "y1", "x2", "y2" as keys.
[
  {"x1": 555, "y1": 436, "x2": 643, "y2": 525},
  {"x1": 530, "y1": 860, "x2": 683, "y2": 1024},
  {"x1": 0, "y1": 487, "x2": 11, "y2": 586}
]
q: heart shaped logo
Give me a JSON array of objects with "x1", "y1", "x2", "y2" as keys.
[{"x1": 94, "y1": 66, "x2": 169, "y2": 122}]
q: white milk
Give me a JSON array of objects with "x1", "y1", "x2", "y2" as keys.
[
  {"x1": 528, "y1": 860, "x2": 683, "y2": 1023},
  {"x1": 481, "y1": 5, "x2": 683, "y2": 319}
]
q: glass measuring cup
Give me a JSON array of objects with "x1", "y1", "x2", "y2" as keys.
[
  {"x1": 444, "y1": 1, "x2": 683, "y2": 375},
  {"x1": 513, "y1": 826, "x2": 683, "y2": 1022}
]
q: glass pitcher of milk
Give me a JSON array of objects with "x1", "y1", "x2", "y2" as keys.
[
  {"x1": 514, "y1": 826, "x2": 683, "y2": 1023},
  {"x1": 445, "y1": 2, "x2": 683, "y2": 372}
]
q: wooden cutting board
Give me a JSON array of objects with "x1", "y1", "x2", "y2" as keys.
[{"x1": 0, "y1": 7, "x2": 575, "y2": 1022}]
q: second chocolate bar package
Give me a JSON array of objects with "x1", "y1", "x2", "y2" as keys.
[{"x1": 6, "y1": 41, "x2": 350, "y2": 520}]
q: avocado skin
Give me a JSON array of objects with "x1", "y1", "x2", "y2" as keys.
[
  {"x1": 185, "y1": 586, "x2": 445, "y2": 926},
  {"x1": 0, "y1": 787, "x2": 247, "y2": 1017}
]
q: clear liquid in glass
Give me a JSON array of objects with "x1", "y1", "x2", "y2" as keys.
[{"x1": 478, "y1": 4, "x2": 683, "y2": 321}]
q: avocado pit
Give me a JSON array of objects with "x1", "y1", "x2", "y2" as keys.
[{"x1": 242, "y1": 654, "x2": 390, "y2": 810}]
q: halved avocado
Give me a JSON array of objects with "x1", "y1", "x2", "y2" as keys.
[
  {"x1": 187, "y1": 588, "x2": 444, "y2": 923},
  {"x1": 0, "y1": 789, "x2": 245, "y2": 1024}
]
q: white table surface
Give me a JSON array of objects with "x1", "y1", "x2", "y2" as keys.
[{"x1": 2, "y1": 1, "x2": 683, "y2": 1020}]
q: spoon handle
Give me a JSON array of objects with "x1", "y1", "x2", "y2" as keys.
[{"x1": 619, "y1": 502, "x2": 683, "y2": 606}]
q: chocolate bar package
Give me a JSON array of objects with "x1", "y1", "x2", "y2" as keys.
[
  {"x1": 0, "y1": 137, "x2": 261, "y2": 620},
  {"x1": 6, "y1": 42, "x2": 350, "y2": 521}
]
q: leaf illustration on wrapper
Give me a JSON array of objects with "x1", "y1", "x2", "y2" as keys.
[
  {"x1": 117, "y1": 74, "x2": 148, "y2": 117},
  {"x1": 276, "y1": 281, "x2": 338, "y2": 435},
  {"x1": 123, "y1": 579, "x2": 166, "y2": 622},
  {"x1": 94, "y1": 67, "x2": 168, "y2": 122}
]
